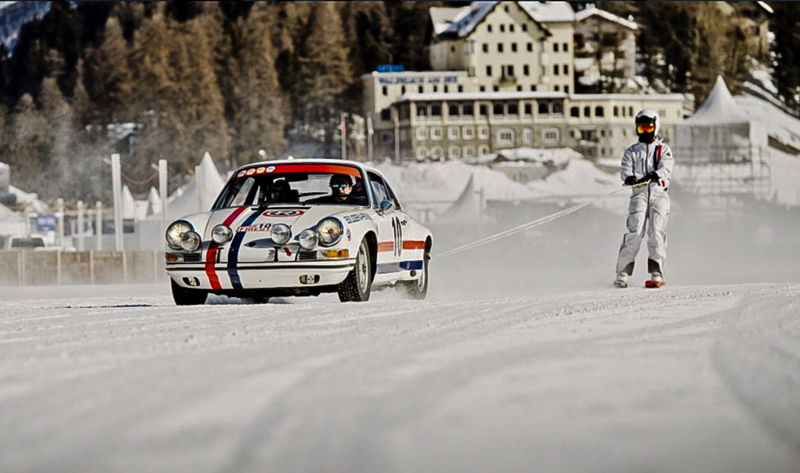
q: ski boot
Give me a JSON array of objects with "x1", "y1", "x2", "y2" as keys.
[
  {"x1": 614, "y1": 271, "x2": 629, "y2": 288},
  {"x1": 645, "y1": 272, "x2": 665, "y2": 288}
]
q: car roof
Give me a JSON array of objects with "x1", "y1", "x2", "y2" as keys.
[{"x1": 232, "y1": 159, "x2": 389, "y2": 181}]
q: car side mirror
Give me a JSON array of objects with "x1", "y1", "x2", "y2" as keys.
[{"x1": 378, "y1": 200, "x2": 394, "y2": 214}]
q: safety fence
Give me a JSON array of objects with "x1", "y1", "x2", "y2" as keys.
[{"x1": 0, "y1": 250, "x2": 164, "y2": 286}]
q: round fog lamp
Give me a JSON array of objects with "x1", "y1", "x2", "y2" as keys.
[
  {"x1": 180, "y1": 231, "x2": 201, "y2": 252},
  {"x1": 271, "y1": 224, "x2": 292, "y2": 245},
  {"x1": 298, "y1": 229, "x2": 318, "y2": 250},
  {"x1": 212, "y1": 224, "x2": 233, "y2": 244}
]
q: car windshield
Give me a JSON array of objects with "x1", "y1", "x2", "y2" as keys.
[{"x1": 213, "y1": 163, "x2": 370, "y2": 210}]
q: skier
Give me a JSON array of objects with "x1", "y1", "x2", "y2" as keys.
[{"x1": 614, "y1": 109, "x2": 674, "y2": 288}]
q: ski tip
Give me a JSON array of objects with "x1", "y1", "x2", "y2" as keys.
[{"x1": 644, "y1": 280, "x2": 665, "y2": 288}]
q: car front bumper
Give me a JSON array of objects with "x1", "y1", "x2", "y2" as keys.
[{"x1": 166, "y1": 259, "x2": 355, "y2": 291}]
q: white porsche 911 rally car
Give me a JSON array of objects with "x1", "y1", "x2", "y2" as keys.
[{"x1": 164, "y1": 159, "x2": 433, "y2": 305}]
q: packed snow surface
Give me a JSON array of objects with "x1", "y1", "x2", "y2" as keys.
[{"x1": 1, "y1": 280, "x2": 799, "y2": 473}]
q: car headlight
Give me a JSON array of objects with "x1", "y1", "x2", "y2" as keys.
[
  {"x1": 212, "y1": 224, "x2": 233, "y2": 244},
  {"x1": 298, "y1": 229, "x2": 318, "y2": 250},
  {"x1": 166, "y1": 221, "x2": 192, "y2": 249},
  {"x1": 317, "y1": 217, "x2": 343, "y2": 247},
  {"x1": 180, "y1": 231, "x2": 201, "y2": 252},
  {"x1": 271, "y1": 223, "x2": 292, "y2": 245}
]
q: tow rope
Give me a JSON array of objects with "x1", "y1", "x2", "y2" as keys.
[{"x1": 435, "y1": 187, "x2": 629, "y2": 259}]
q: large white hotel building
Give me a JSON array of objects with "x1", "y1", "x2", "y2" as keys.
[{"x1": 362, "y1": 1, "x2": 686, "y2": 162}]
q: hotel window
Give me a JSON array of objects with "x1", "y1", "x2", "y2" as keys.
[
  {"x1": 448, "y1": 127, "x2": 459, "y2": 139},
  {"x1": 562, "y1": 42, "x2": 568, "y2": 52},
  {"x1": 480, "y1": 86, "x2": 486, "y2": 92},
  {"x1": 401, "y1": 86, "x2": 406, "y2": 94},
  {"x1": 498, "y1": 43, "x2": 504, "y2": 53},
  {"x1": 517, "y1": 85, "x2": 522, "y2": 91},
  {"x1": 527, "y1": 42, "x2": 533, "y2": 52},
  {"x1": 595, "y1": 106, "x2": 605, "y2": 117},
  {"x1": 554, "y1": 85, "x2": 560, "y2": 91},
  {"x1": 538, "y1": 102, "x2": 549, "y2": 114},
  {"x1": 500, "y1": 24, "x2": 505, "y2": 33},
  {"x1": 416, "y1": 127, "x2": 426, "y2": 140},
  {"x1": 493, "y1": 86, "x2": 499, "y2": 91},
  {"x1": 497, "y1": 129, "x2": 514, "y2": 144},
  {"x1": 511, "y1": 43, "x2": 517, "y2": 52},
  {"x1": 463, "y1": 126, "x2": 474, "y2": 139},
  {"x1": 553, "y1": 102, "x2": 562, "y2": 114},
  {"x1": 382, "y1": 86, "x2": 388, "y2": 96},
  {"x1": 522, "y1": 128, "x2": 533, "y2": 144},
  {"x1": 510, "y1": 24, "x2": 515, "y2": 33},
  {"x1": 450, "y1": 45, "x2": 455, "y2": 53},
  {"x1": 563, "y1": 65, "x2": 569, "y2": 75},
  {"x1": 570, "y1": 106, "x2": 579, "y2": 117},
  {"x1": 522, "y1": 24, "x2": 528, "y2": 32},
  {"x1": 417, "y1": 106, "x2": 427, "y2": 117},
  {"x1": 554, "y1": 65, "x2": 560, "y2": 76},
  {"x1": 525, "y1": 103, "x2": 533, "y2": 115},
  {"x1": 449, "y1": 104, "x2": 459, "y2": 116},
  {"x1": 483, "y1": 43, "x2": 489, "y2": 53},
  {"x1": 433, "y1": 85, "x2": 438, "y2": 93},
  {"x1": 564, "y1": 85, "x2": 569, "y2": 94},
  {"x1": 416, "y1": 147, "x2": 427, "y2": 161},
  {"x1": 584, "y1": 106, "x2": 591, "y2": 117},
  {"x1": 530, "y1": 85, "x2": 537, "y2": 91},
  {"x1": 629, "y1": 106, "x2": 634, "y2": 116},
  {"x1": 463, "y1": 146, "x2": 474, "y2": 158},
  {"x1": 431, "y1": 104, "x2": 441, "y2": 116},
  {"x1": 614, "y1": 106, "x2": 619, "y2": 117},
  {"x1": 479, "y1": 105, "x2": 488, "y2": 116},
  {"x1": 524, "y1": 65, "x2": 529, "y2": 76},
  {"x1": 463, "y1": 104, "x2": 474, "y2": 115},
  {"x1": 448, "y1": 146, "x2": 460, "y2": 159},
  {"x1": 431, "y1": 128, "x2": 442, "y2": 140},
  {"x1": 553, "y1": 42, "x2": 559, "y2": 52},
  {"x1": 381, "y1": 131, "x2": 393, "y2": 143},
  {"x1": 488, "y1": 25, "x2": 492, "y2": 33},
  {"x1": 458, "y1": 85, "x2": 463, "y2": 92},
  {"x1": 486, "y1": 65, "x2": 493, "y2": 76},
  {"x1": 431, "y1": 147, "x2": 442, "y2": 160},
  {"x1": 493, "y1": 103, "x2": 504, "y2": 115},
  {"x1": 508, "y1": 103, "x2": 519, "y2": 115},
  {"x1": 479, "y1": 126, "x2": 489, "y2": 139},
  {"x1": 479, "y1": 145, "x2": 490, "y2": 156},
  {"x1": 381, "y1": 109, "x2": 391, "y2": 121},
  {"x1": 418, "y1": 85, "x2": 423, "y2": 93},
  {"x1": 503, "y1": 65, "x2": 515, "y2": 77},
  {"x1": 543, "y1": 128, "x2": 559, "y2": 142}
]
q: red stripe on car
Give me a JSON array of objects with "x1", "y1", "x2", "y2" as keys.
[
  {"x1": 377, "y1": 241, "x2": 394, "y2": 252},
  {"x1": 205, "y1": 206, "x2": 248, "y2": 289},
  {"x1": 402, "y1": 240, "x2": 426, "y2": 250}
]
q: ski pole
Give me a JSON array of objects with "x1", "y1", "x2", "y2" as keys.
[{"x1": 435, "y1": 187, "x2": 629, "y2": 259}]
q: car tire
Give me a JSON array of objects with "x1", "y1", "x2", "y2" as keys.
[
  {"x1": 401, "y1": 251, "x2": 429, "y2": 300},
  {"x1": 171, "y1": 278, "x2": 208, "y2": 306},
  {"x1": 338, "y1": 239, "x2": 372, "y2": 302}
]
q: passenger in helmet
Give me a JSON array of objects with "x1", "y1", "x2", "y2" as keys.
[{"x1": 614, "y1": 109, "x2": 675, "y2": 288}]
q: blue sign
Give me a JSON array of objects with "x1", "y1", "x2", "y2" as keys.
[
  {"x1": 36, "y1": 214, "x2": 57, "y2": 233},
  {"x1": 377, "y1": 65, "x2": 405, "y2": 73}
]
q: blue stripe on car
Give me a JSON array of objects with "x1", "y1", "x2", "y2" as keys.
[
  {"x1": 377, "y1": 260, "x2": 423, "y2": 274},
  {"x1": 227, "y1": 209, "x2": 264, "y2": 290}
]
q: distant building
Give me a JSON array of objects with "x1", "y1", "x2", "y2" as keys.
[
  {"x1": 362, "y1": 1, "x2": 684, "y2": 163},
  {"x1": 721, "y1": 1, "x2": 773, "y2": 58}
]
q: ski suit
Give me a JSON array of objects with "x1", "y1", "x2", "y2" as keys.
[{"x1": 616, "y1": 138, "x2": 674, "y2": 276}]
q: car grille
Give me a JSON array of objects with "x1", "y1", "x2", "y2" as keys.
[
  {"x1": 297, "y1": 251, "x2": 317, "y2": 261},
  {"x1": 184, "y1": 253, "x2": 202, "y2": 263}
]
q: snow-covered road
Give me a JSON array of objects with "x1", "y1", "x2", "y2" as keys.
[{"x1": 1, "y1": 282, "x2": 799, "y2": 473}]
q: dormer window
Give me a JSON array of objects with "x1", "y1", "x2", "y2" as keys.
[{"x1": 500, "y1": 24, "x2": 505, "y2": 33}]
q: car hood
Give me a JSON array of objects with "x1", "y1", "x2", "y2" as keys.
[{"x1": 203, "y1": 204, "x2": 368, "y2": 238}]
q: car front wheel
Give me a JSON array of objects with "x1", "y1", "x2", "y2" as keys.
[
  {"x1": 338, "y1": 239, "x2": 372, "y2": 302},
  {"x1": 171, "y1": 278, "x2": 208, "y2": 306}
]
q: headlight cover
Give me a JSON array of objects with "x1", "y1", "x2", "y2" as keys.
[
  {"x1": 180, "y1": 231, "x2": 201, "y2": 252},
  {"x1": 298, "y1": 229, "x2": 318, "y2": 250},
  {"x1": 166, "y1": 221, "x2": 192, "y2": 249},
  {"x1": 212, "y1": 224, "x2": 233, "y2": 244},
  {"x1": 317, "y1": 217, "x2": 343, "y2": 247},
  {"x1": 271, "y1": 223, "x2": 292, "y2": 245}
]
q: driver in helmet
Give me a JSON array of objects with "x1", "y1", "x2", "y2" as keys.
[{"x1": 614, "y1": 109, "x2": 675, "y2": 288}]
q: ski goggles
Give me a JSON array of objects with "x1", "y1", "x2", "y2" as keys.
[
  {"x1": 330, "y1": 183, "x2": 349, "y2": 189},
  {"x1": 637, "y1": 124, "x2": 656, "y2": 134}
]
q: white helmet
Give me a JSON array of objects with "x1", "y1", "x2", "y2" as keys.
[{"x1": 635, "y1": 109, "x2": 659, "y2": 143}]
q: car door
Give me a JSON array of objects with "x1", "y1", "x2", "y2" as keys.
[{"x1": 367, "y1": 172, "x2": 400, "y2": 277}]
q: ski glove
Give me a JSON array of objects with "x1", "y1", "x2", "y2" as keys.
[
  {"x1": 623, "y1": 176, "x2": 637, "y2": 186},
  {"x1": 643, "y1": 171, "x2": 660, "y2": 183}
]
